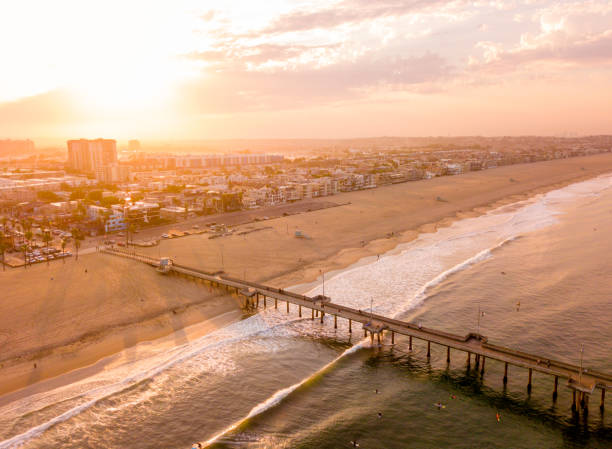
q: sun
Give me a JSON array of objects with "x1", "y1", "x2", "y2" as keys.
[{"x1": 71, "y1": 58, "x2": 185, "y2": 112}]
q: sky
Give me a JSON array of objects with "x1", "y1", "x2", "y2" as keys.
[{"x1": 1, "y1": 0, "x2": 612, "y2": 143}]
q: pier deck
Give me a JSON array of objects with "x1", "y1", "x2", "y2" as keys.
[{"x1": 100, "y1": 247, "x2": 611, "y2": 409}]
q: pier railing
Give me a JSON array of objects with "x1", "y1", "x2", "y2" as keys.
[{"x1": 101, "y1": 248, "x2": 610, "y2": 414}]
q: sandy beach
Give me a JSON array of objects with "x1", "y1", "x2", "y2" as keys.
[{"x1": 2, "y1": 153, "x2": 612, "y2": 397}]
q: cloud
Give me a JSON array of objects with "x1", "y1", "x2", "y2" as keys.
[
  {"x1": 260, "y1": 0, "x2": 454, "y2": 35},
  {"x1": 469, "y1": 1, "x2": 612, "y2": 72},
  {"x1": 472, "y1": 29, "x2": 612, "y2": 72},
  {"x1": 0, "y1": 90, "x2": 81, "y2": 126},
  {"x1": 178, "y1": 52, "x2": 453, "y2": 113},
  {"x1": 189, "y1": 42, "x2": 342, "y2": 67}
]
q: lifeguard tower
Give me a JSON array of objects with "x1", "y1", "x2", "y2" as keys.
[{"x1": 157, "y1": 257, "x2": 173, "y2": 274}]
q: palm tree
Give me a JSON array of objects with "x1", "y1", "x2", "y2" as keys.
[
  {"x1": 42, "y1": 229, "x2": 52, "y2": 266},
  {"x1": 0, "y1": 231, "x2": 7, "y2": 271},
  {"x1": 72, "y1": 228, "x2": 84, "y2": 261},
  {"x1": 4, "y1": 217, "x2": 14, "y2": 249},
  {"x1": 22, "y1": 242, "x2": 29, "y2": 269},
  {"x1": 61, "y1": 239, "x2": 67, "y2": 264},
  {"x1": 1, "y1": 217, "x2": 7, "y2": 238},
  {"x1": 24, "y1": 227, "x2": 33, "y2": 268},
  {"x1": 128, "y1": 223, "x2": 136, "y2": 246},
  {"x1": 101, "y1": 209, "x2": 111, "y2": 238}
]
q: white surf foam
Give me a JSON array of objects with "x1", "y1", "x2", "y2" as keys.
[
  {"x1": 4, "y1": 172, "x2": 611, "y2": 448},
  {"x1": 200, "y1": 340, "x2": 367, "y2": 448}
]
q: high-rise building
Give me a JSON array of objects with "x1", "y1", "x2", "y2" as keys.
[{"x1": 67, "y1": 139, "x2": 117, "y2": 172}]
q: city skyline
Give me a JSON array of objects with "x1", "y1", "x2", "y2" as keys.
[{"x1": 1, "y1": 0, "x2": 612, "y2": 141}]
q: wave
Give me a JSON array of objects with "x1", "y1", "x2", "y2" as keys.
[
  {"x1": 7, "y1": 173, "x2": 609, "y2": 447},
  {"x1": 0, "y1": 315, "x2": 306, "y2": 449},
  {"x1": 393, "y1": 235, "x2": 520, "y2": 320},
  {"x1": 197, "y1": 236, "x2": 522, "y2": 447},
  {"x1": 200, "y1": 340, "x2": 366, "y2": 448}
]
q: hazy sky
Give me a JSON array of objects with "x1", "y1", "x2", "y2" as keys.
[{"x1": 1, "y1": 0, "x2": 611, "y2": 142}]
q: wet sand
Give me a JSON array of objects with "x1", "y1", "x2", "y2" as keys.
[
  {"x1": 0, "y1": 255, "x2": 242, "y2": 396},
  {"x1": 1, "y1": 153, "x2": 612, "y2": 397}
]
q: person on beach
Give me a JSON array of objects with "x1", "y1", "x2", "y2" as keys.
[
  {"x1": 377, "y1": 412, "x2": 382, "y2": 418},
  {"x1": 350, "y1": 440, "x2": 360, "y2": 447},
  {"x1": 496, "y1": 412, "x2": 501, "y2": 423}
]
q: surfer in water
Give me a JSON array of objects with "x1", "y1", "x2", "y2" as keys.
[
  {"x1": 377, "y1": 412, "x2": 383, "y2": 418},
  {"x1": 350, "y1": 440, "x2": 360, "y2": 447}
]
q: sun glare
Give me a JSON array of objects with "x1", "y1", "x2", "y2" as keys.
[{"x1": 71, "y1": 60, "x2": 184, "y2": 112}]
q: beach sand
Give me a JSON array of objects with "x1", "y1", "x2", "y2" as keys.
[{"x1": 2, "y1": 153, "x2": 612, "y2": 397}]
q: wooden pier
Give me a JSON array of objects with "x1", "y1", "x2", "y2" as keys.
[{"x1": 101, "y1": 247, "x2": 611, "y2": 414}]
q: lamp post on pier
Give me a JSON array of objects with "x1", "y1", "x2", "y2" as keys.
[
  {"x1": 579, "y1": 344, "x2": 584, "y2": 386},
  {"x1": 477, "y1": 305, "x2": 485, "y2": 335},
  {"x1": 320, "y1": 269, "x2": 325, "y2": 297}
]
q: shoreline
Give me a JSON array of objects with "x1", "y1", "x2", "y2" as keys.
[
  {"x1": 2, "y1": 154, "x2": 612, "y2": 401},
  {"x1": 276, "y1": 169, "x2": 611, "y2": 293}
]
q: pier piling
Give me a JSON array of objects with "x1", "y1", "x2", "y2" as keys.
[
  {"x1": 334, "y1": 315, "x2": 337, "y2": 329},
  {"x1": 527, "y1": 368, "x2": 533, "y2": 393},
  {"x1": 409, "y1": 336, "x2": 412, "y2": 351},
  {"x1": 349, "y1": 319, "x2": 352, "y2": 333},
  {"x1": 101, "y1": 249, "x2": 612, "y2": 419}
]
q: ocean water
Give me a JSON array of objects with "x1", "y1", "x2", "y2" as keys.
[{"x1": 1, "y1": 174, "x2": 611, "y2": 449}]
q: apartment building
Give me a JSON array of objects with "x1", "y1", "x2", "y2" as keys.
[{"x1": 67, "y1": 139, "x2": 117, "y2": 173}]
